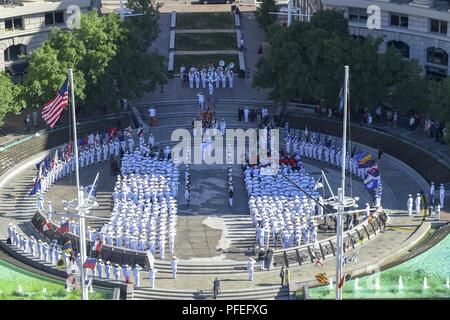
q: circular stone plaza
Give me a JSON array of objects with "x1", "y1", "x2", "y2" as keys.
[{"x1": 0, "y1": 3, "x2": 450, "y2": 302}]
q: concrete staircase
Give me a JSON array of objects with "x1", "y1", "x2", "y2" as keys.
[{"x1": 129, "y1": 285, "x2": 290, "y2": 300}]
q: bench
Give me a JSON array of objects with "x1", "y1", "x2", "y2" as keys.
[
  {"x1": 168, "y1": 51, "x2": 175, "y2": 79},
  {"x1": 170, "y1": 11, "x2": 176, "y2": 29}
]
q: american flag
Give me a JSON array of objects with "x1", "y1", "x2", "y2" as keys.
[{"x1": 42, "y1": 79, "x2": 69, "y2": 129}]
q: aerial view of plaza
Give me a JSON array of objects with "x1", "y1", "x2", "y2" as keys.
[{"x1": 0, "y1": 0, "x2": 449, "y2": 310}]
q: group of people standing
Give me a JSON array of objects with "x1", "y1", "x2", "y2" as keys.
[{"x1": 180, "y1": 65, "x2": 234, "y2": 96}]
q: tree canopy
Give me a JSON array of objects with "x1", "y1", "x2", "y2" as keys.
[
  {"x1": 253, "y1": 9, "x2": 427, "y2": 113},
  {"x1": 20, "y1": 7, "x2": 166, "y2": 111},
  {"x1": 256, "y1": 0, "x2": 278, "y2": 32},
  {"x1": 0, "y1": 72, "x2": 24, "y2": 125}
]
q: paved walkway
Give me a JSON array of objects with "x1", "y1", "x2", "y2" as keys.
[
  {"x1": 174, "y1": 50, "x2": 240, "y2": 55},
  {"x1": 176, "y1": 29, "x2": 236, "y2": 33}
]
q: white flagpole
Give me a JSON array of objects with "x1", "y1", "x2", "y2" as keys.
[
  {"x1": 336, "y1": 65, "x2": 349, "y2": 300},
  {"x1": 68, "y1": 68, "x2": 89, "y2": 300}
]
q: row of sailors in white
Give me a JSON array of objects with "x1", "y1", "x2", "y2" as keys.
[
  {"x1": 113, "y1": 174, "x2": 179, "y2": 201},
  {"x1": 120, "y1": 151, "x2": 178, "y2": 176},
  {"x1": 430, "y1": 182, "x2": 446, "y2": 208},
  {"x1": 187, "y1": 66, "x2": 234, "y2": 89},
  {"x1": 8, "y1": 224, "x2": 72, "y2": 267},
  {"x1": 69, "y1": 197, "x2": 177, "y2": 256},
  {"x1": 249, "y1": 196, "x2": 320, "y2": 248},
  {"x1": 78, "y1": 141, "x2": 118, "y2": 168},
  {"x1": 284, "y1": 134, "x2": 371, "y2": 180},
  {"x1": 6, "y1": 224, "x2": 176, "y2": 288},
  {"x1": 244, "y1": 166, "x2": 318, "y2": 198},
  {"x1": 407, "y1": 193, "x2": 442, "y2": 217}
]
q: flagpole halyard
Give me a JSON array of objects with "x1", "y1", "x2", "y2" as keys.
[{"x1": 68, "y1": 68, "x2": 89, "y2": 301}]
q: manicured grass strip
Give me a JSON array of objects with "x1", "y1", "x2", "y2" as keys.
[
  {"x1": 176, "y1": 12, "x2": 234, "y2": 29},
  {"x1": 176, "y1": 33, "x2": 237, "y2": 51},
  {"x1": 174, "y1": 54, "x2": 239, "y2": 72}
]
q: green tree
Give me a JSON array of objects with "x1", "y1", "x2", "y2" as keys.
[
  {"x1": 0, "y1": 72, "x2": 24, "y2": 125},
  {"x1": 310, "y1": 8, "x2": 349, "y2": 37},
  {"x1": 256, "y1": 0, "x2": 278, "y2": 32},
  {"x1": 428, "y1": 78, "x2": 450, "y2": 122}
]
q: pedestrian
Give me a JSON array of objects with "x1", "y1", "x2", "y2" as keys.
[
  {"x1": 377, "y1": 145, "x2": 383, "y2": 160},
  {"x1": 407, "y1": 194, "x2": 413, "y2": 216},
  {"x1": 213, "y1": 277, "x2": 220, "y2": 299},
  {"x1": 279, "y1": 266, "x2": 286, "y2": 286},
  {"x1": 258, "y1": 44, "x2": 263, "y2": 55},
  {"x1": 247, "y1": 257, "x2": 255, "y2": 281},
  {"x1": 25, "y1": 115, "x2": 31, "y2": 131},
  {"x1": 171, "y1": 256, "x2": 178, "y2": 279},
  {"x1": 229, "y1": 189, "x2": 233, "y2": 207},
  {"x1": 32, "y1": 111, "x2": 38, "y2": 130},
  {"x1": 240, "y1": 37, "x2": 245, "y2": 51},
  {"x1": 393, "y1": 111, "x2": 398, "y2": 128},
  {"x1": 149, "y1": 267, "x2": 157, "y2": 288}
]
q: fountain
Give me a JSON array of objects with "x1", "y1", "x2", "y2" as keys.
[
  {"x1": 354, "y1": 277, "x2": 362, "y2": 290},
  {"x1": 42, "y1": 288, "x2": 47, "y2": 294},
  {"x1": 445, "y1": 277, "x2": 450, "y2": 289},
  {"x1": 398, "y1": 276, "x2": 404, "y2": 290},
  {"x1": 328, "y1": 277, "x2": 334, "y2": 289},
  {"x1": 374, "y1": 277, "x2": 381, "y2": 290},
  {"x1": 423, "y1": 277, "x2": 429, "y2": 290}
]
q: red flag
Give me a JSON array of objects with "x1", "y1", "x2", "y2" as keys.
[
  {"x1": 93, "y1": 240, "x2": 102, "y2": 253},
  {"x1": 66, "y1": 143, "x2": 71, "y2": 160},
  {"x1": 107, "y1": 127, "x2": 117, "y2": 138},
  {"x1": 314, "y1": 258, "x2": 324, "y2": 267},
  {"x1": 42, "y1": 220, "x2": 52, "y2": 232}
]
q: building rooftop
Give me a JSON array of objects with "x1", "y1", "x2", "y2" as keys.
[{"x1": 322, "y1": 0, "x2": 450, "y2": 20}]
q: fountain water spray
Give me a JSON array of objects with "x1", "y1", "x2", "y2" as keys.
[
  {"x1": 328, "y1": 277, "x2": 334, "y2": 289},
  {"x1": 445, "y1": 277, "x2": 450, "y2": 289},
  {"x1": 42, "y1": 288, "x2": 47, "y2": 293},
  {"x1": 374, "y1": 277, "x2": 381, "y2": 290},
  {"x1": 17, "y1": 285, "x2": 23, "y2": 293},
  {"x1": 423, "y1": 276, "x2": 429, "y2": 290},
  {"x1": 354, "y1": 277, "x2": 362, "y2": 290},
  {"x1": 398, "y1": 276, "x2": 404, "y2": 290}
]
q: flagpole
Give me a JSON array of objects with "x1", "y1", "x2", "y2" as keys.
[
  {"x1": 336, "y1": 65, "x2": 349, "y2": 300},
  {"x1": 68, "y1": 68, "x2": 89, "y2": 300}
]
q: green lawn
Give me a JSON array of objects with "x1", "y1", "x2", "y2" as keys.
[
  {"x1": 174, "y1": 54, "x2": 239, "y2": 73},
  {"x1": 176, "y1": 12, "x2": 235, "y2": 29},
  {"x1": 0, "y1": 259, "x2": 113, "y2": 300},
  {"x1": 176, "y1": 33, "x2": 237, "y2": 51}
]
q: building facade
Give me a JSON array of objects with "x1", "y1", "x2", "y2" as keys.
[
  {"x1": 321, "y1": 0, "x2": 450, "y2": 77},
  {"x1": 0, "y1": 0, "x2": 94, "y2": 81}
]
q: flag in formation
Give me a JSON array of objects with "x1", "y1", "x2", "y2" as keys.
[
  {"x1": 313, "y1": 176, "x2": 324, "y2": 191},
  {"x1": 92, "y1": 240, "x2": 102, "y2": 253},
  {"x1": 62, "y1": 240, "x2": 73, "y2": 253},
  {"x1": 84, "y1": 184, "x2": 97, "y2": 201},
  {"x1": 42, "y1": 79, "x2": 69, "y2": 129},
  {"x1": 83, "y1": 257, "x2": 97, "y2": 269},
  {"x1": 315, "y1": 273, "x2": 329, "y2": 285},
  {"x1": 29, "y1": 178, "x2": 41, "y2": 196},
  {"x1": 338, "y1": 272, "x2": 353, "y2": 289},
  {"x1": 364, "y1": 166, "x2": 381, "y2": 190},
  {"x1": 42, "y1": 220, "x2": 52, "y2": 232},
  {"x1": 57, "y1": 221, "x2": 70, "y2": 234},
  {"x1": 56, "y1": 257, "x2": 67, "y2": 270}
]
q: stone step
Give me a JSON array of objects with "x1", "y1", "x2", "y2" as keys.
[{"x1": 131, "y1": 285, "x2": 289, "y2": 300}]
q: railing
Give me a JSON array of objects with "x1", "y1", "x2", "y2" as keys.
[
  {"x1": 268, "y1": 210, "x2": 388, "y2": 269},
  {"x1": 31, "y1": 211, "x2": 149, "y2": 268}
]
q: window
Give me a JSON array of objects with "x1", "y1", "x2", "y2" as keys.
[
  {"x1": 348, "y1": 7, "x2": 367, "y2": 23},
  {"x1": 390, "y1": 14, "x2": 408, "y2": 28},
  {"x1": 427, "y1": 47, "x2": 448, "y2": 66},
  {"x1": 387, "y1": 41, "x2": 410, "y2": 58},
  {"x1": 45, "y1": 11, "x2": 64, "y2": 26},
  {"x1": 4, "y1": 44, "x2": 27, "y2": 62},
  {"x1": 4, "y1": 17, "x2": 23, "y2": 31},
  {"x1": 430, "y1": 19, "x2": 447, "y2": 35}
]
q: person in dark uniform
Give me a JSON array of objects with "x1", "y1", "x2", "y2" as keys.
[{"x1": 213, "y1": 277, "x2": 221, "y2": 299}]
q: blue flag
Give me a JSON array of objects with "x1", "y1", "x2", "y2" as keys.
[
  {"x1": 84, "y1": 184, "x2": 97, "y2": 200},
  {"x1": 29, "y1": 178, "x2": 41, "y2": 196}
]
